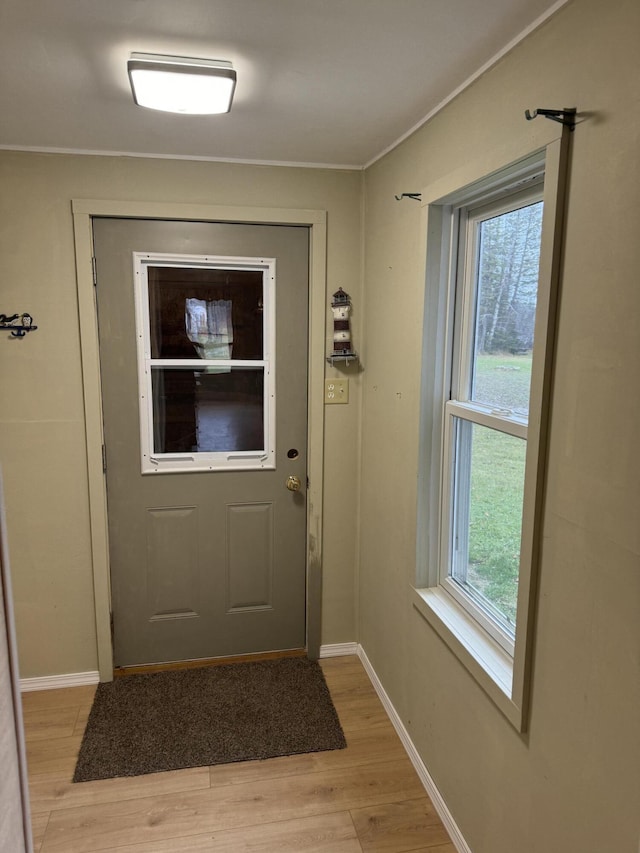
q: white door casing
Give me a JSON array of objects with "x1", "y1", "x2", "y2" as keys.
[{"x1": 72, "y1": 201, "x2": 327, "y2": 680}]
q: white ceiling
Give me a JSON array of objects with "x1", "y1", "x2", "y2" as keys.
[{"x1": 0, "y1": 0, "x2": 565, "y2": 169}]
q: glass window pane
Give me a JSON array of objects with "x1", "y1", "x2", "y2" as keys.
[
  {"x1": 451, "y1": 419, "x2": 526, "y2": 633},
  {"x1": 470, "y1": 202, "x2": 542, "y2": 417},
  {"x1": 148, "y1": 266, "x2": 264, "y2": 360},
  {"x1": 151, "y1": 367, "x2": 264, "y2": 454}
]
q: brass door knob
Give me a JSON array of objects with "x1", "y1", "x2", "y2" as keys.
[{"x1": 286, "y1": 475, "x2": 302, "y2": 492}]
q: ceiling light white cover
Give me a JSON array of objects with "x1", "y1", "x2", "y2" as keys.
[{"x1": 128, "y1": 53, "x2": 236, "y2": 115}]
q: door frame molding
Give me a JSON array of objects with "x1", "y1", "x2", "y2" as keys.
[{"x1": 72, "y1": 200, "x2": 327, "y2": 681}]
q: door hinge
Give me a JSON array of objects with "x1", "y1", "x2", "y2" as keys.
[
  {"x1": 91, "y1": 256, "x2": 97, "y2": 286},
  {"x1": 110, "y1": 611, "x2": 114, "y2": 644},
  {"x1": 102, "y1": 443, "x2": 107, "y2": 473}
]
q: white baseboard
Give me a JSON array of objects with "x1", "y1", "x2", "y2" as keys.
[
  {"x1": 20, "y1": 671, "x2": 100, "y2": 692},
  {"x1": 357, "y1": 645, "x2": 472, "y2": 853},
  {"x1": 18, "y1": 650, "x2": 359, "y2": 689},
  {"x1": 319, "y1": 642, "x2": 359, "y2": 658}
]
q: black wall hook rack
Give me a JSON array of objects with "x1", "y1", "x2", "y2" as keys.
[
  {"x1": 525, "y1": 107, "x2": 577, "y2": 130},
  {"x1": 0, "y1": 313, "x2": 38, "y2": 338},
  {"x1": 394, "y1": 192, "x2": 422, "y2": 201}
]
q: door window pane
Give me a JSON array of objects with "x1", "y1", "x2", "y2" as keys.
[
  {"x1": 151, "y1": 367, "x2": 264, "y2": 454},
  {"x1": 451, "y1": 419, "x2": 526, "y2": 632},
  {"x1": 470, "y1": 202, "x2": 542, "y2": 417},
  {"x1": 148, "y1": 266, "x2": 264, "y2": 360}
]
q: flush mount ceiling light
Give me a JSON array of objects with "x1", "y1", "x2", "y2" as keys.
[{"x1": 128, "y1": 53, "x2": 236, "y2": 114}]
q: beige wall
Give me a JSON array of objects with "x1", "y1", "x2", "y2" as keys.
[
  {"x1": 359, "y1": 0, "x2": 640, "y2": 851},
  {"x1": 1, "y1": 0, "x2": 639, "y2": 849},
  {"x1": 0, "y1": 153, "x2": 362, "y2": 676}
]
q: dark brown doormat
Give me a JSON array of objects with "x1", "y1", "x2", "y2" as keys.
[{"x1": 73, "y1": 657, "x2": 346, "y2": 782}]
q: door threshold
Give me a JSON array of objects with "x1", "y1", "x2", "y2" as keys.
[{"x1": 113, "y1": 648, "x2": 307, "y2": 678}]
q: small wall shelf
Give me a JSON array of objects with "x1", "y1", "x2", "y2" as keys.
[{"x1": 326, "y1": 354, "x2": 359, "y2": 367}]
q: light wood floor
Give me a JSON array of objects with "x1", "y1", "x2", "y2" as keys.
[{"x1": 23, "y1": 655, "x2": 456, "y2": 853}]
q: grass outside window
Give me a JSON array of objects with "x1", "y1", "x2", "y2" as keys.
[{"x1": 465, "y1": 354, "x2": 531, "y2": 626}]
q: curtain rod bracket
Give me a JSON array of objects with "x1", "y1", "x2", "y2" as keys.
[
  {"x1": 394, "y1": 193, "x2": 422, "y2": 201},
  {"x1": 525, "y1": 107, "x2": 577, "y2": 130}
]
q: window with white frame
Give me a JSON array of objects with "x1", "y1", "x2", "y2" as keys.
[
  {"x1": 414, "y1": 143, "x2": 568, "y2": 730},
  {"x1": 133, "y1": 252, "x2": 276, "y2": 475},
  {"x1": 442, "y1": 187, "x2": 543, "y2": 654}
]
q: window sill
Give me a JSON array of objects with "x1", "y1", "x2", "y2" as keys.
[{"x1": 412, "y1": 586, "x2": 525, "y2": 730}]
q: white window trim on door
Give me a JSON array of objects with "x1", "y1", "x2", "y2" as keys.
[
  {"x1": 134, "y1": 252, "x2": 277, "y2": 474},
  {"x1": 413, "y1": 136, "x2": 570, "y2": 732},
  {"x1": 72, "y1": 201, "x2": 327, "y2": 681}
]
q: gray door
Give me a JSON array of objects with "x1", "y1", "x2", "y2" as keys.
[{"x1": 93, "y1": 219, "x2": 309, "y2": 668}]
